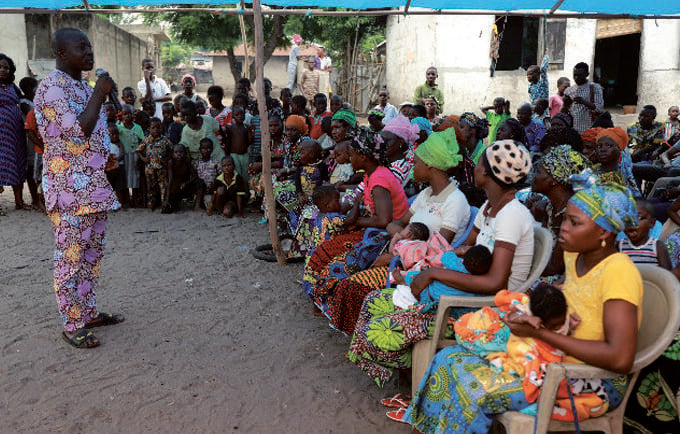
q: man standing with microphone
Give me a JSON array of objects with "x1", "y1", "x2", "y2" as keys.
[{"x1": 35, "y1": 28, "x2": 124, "y2": 349}]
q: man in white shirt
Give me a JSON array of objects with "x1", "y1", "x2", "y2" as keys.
[
  {"x1": 137, "y1": 58, "x2": 170, "y2": 119},
  {"x1": 316, "y1": 46, "x2": 332, "y2": 71}
]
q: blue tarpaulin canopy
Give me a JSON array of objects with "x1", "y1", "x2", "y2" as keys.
[{"x1": 0, "y1": 0, "x2": 678, "y2": 16}]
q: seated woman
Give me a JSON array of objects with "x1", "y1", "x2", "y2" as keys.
[
  {"x1": 302, "y1": 127, "x2": 409, "y2": 315},
  {"x1": 405, "y1": 171, "x2": 642, "y2": 433},
  {"x1": 347, "y1": 140, "x2": 534, "y2": 387},
  {"x1": 528, "y1": 145, "x2": 591, "y2": 277},
  {"x1": 325, "y1": 131, "x2": 471, "y2": 334},
  {"x1": 594, "y1": 127, "x2": 641, "y2": 196}
]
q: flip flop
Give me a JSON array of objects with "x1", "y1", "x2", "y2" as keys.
[
  {"x1": 85, "y1": 312, "x2": 125, "y2": 328},
  {"x1": 380, "y1": 392, "x2": 411, "y2": 408},
  {"x1": 386, "y1": 407, "x2": 409, "y2": 424},
  {"x1": 62, "y1": 328, "x2": 100, "y2": 349}
]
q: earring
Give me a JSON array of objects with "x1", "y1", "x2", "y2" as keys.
[{"x1": 601, "y1": 239, "x2": 606, "y2": 248}]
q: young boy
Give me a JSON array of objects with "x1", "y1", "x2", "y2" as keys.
[
  {"x1": 280, "y1": 88, "x2": 293, "y2": 119},
  {"x1": 106, "y1": 123, "x2": 128, "y2": 208},
  {"x1": 137, "y1": 117, "x2": 172, "y2": 210},
  {"x1": 298, "y1": 56, "x2": 320, "y2": 110},
  {"x1": 619, "y1": 199, "x2": 672, "y2": 268},
  {"x1": 121, "y1": 87, "x2": 138, "y2": 110},
  {"x1": 413, "y1": 67, "x2": 444, "y2": 111},
  {"x1": 24, "y1": 106, "x2": 45, "y2": 211},
  {"x1": 104, "y1": 101, "x2": 118, "y2": 125},
  {"x1": 374, "y1": 88, "x2": 398, "y2": 125},
  {"x1": 549, "y1": 77, "x2": 570, "y2": 118},
  {"x1": 296, "y1": 140, "x2": 327, "y2": 203},
  {"x1": 208, "y1": 155, "x2": 248, "y2": 218},
  {"x1": 317, "y1": 116, "x2": 336, "y2": 151},
  {"x1": 163, "y1": 144, "x2": 200, "y2": 213},
  {"x1": 291, "y1": 95, "x2": 313, "y2": 133},
  {"x1": 118, "y1": 104, "x2": 146, "y2": 206},
  {"x1": 225, "y1": 105, "x2": 253, "y2": 187},
  {"x1": 481, "y1": 97, "x2": 511, "y2": 143},
  {"x1": 161, "y1": 102, "x2": 183, "y2": 145},
  {"x1": 309, "y1": 93, "x2": 332, "y2": 140},
  {"x1": 194, "y1": 138, "x2": 221, "y2": 210},
  {"x1": 367, "y1": 109, "x2": 385, "y2": 133},
  {"x1": 329, "y1": 95, "x2": 343, "y2": 114},
  {"x1": 532, "y1": 98, "x2": 550, "y2": 125}
]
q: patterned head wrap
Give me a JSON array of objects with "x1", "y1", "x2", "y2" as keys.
[
  {"x1": 411, "y1": 117, "x2": 432, "y2": 136},
  {"x1": 596, "y1": 127, "x2": 628, "y2": 151},
  {"x1": 332, "y1": 109, "x2": 357, "y2": 128},
  {"x1": 434, "y1": 115, "x2": 464, "y2": 143},
  {"x1": 551, "y1": 112, "x2": 573, "y2": 129},
  {"x1": 460, "y1": 112, "x2": 490, "y2": 140},
  {"x1": 383, "y1": 115, "x2": 419, "y2": 144},
  {"x1": 367, "y1": 109, "x2": 385, "y2": 118},
  {"x1": 581, "y1": 127, "x2": 603, "y2": 144},
  {"x1": 484, "y1": 140, "x2": 532, "y2": 185},
  {"x1": 285, "y1": 115, "x2": 308, "y2": 135},
  {"x1": 292, "y1": 34, "x2": 302, "y2": 44},
  {"x1": 414, "y1": 131, "x2": 462, "y2": 171},
  {"x1": 569, "y1": 169, "x2": 638, "y2": 234},
  {"x1": 350, "y1": 126, "x2": 387, "y2": 165},
  {"x1": 539, "y1": 145, "x2": 591, "y2": 186},
  {"x1": 181, "y1": 74, "x2": 196, "y2": 87}
]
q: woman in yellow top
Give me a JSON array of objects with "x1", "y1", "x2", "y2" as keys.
[{"x1": 404, "y1": 170, "x2": 642, "y2": 433}]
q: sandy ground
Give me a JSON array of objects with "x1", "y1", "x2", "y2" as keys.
[{"x1": 0, "y1": 190, "x2": 410, "y2": 433}]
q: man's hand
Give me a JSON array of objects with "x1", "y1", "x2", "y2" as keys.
[{"x1": 94, "y1": 74, "x2": 115, "y2": 96}]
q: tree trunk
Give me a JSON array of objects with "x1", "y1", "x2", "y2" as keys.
[
  {"x1": 244, "y1": 15, "x2": 284, "y2": 81},
  {"x1": 226, "y1": 47, "x2": 242, "y2": 88}
]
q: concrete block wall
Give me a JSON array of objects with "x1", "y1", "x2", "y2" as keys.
[{"x1": 638, "y1": 20, "x2": 680, "y2": 113}]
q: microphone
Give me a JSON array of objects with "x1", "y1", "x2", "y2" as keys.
[{"x1": 95, "y1": 68, "x2": 122, "y2": 111}]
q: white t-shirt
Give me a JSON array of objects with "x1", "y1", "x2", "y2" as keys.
[
  {"x1": 137, "y1": 77, "x2": 169, "y2": 119},
  {"x1": 473, "y1": 199, "x2": 534, "y2": 290},
  {"x1": 409, "y1": 181, "x2": 470, "y2": 245},
  {"x1": 319, "y1": 56, "x2": 332, "y2": 70}
]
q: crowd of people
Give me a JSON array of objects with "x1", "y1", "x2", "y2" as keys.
[{"x1": 2, "y1": 27, "x2": 680, "y2": 433}]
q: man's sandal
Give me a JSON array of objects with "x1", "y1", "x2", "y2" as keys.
[
  {"x1": 380, "y1": 392, "x2": 411, "y2": 408},
  {"x1": 386, "y1": 407, "x2": 409, "y2": 424},
  {"x1": 85, "y1": 312, "x2": 125, "y2": 328},
  {"x1": 62, "y1": 329, "x2": 100, "y2": 348}
]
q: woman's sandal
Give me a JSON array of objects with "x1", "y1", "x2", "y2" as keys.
[
  {"x1": 62, "y1": 328, "x2": 100, "y2": 349},
  {"x1": 15, "y1": 202, "x2": 32, "y2": 210},
  {"x1": 380, "y1": 392, "x2": 411, "y2": 408},
  {"x1": 85, "y1": 312, "x2": 125, "y2": 328},
  {"x1": 385, "y1": 407, "x2": 409, "y2": 424}
]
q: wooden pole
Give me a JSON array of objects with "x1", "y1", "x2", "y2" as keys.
[
  {"x1": 252, "y1": 0, "x2": 287, "y2": 265},
  {"x1": 239, "y1": 0, "x2": 250, "y2": 80}
]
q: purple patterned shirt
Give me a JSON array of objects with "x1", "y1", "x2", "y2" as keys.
[{"x1": 35, "y1": 69, "x2": 120, "y2": 214}]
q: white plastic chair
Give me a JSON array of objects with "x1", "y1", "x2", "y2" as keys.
[
  {"x1": 411, "y1": 225, "x2": 553, "y2": 397},
  {"x1": 494, "y1": 264, "x2": 680, "y2": 434}
]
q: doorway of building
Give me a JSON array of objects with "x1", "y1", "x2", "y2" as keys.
[{"x1": 594, "y1": 32, "x2": 641, "y2": 107}]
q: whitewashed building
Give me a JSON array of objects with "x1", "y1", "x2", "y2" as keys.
[{"x1": 385, "y1": 13, "x2": 680, "y2": 115}]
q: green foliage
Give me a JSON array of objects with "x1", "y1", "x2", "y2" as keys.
[
  {"x1": 150, "y1": 6, "x2": 242, "y2": 51},
  {"x1": 161, "y1": 41, "x2": 193, "y2": 71}
]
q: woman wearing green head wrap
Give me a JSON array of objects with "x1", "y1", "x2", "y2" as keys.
[
  {"x1": 530, "y1": 145, "x2": 591, "y2": 276},
  {"x1": 325, "y1": 130, "x2": 472, "y2": 335},
  {"x1": 331, "y1": 109, "x2": 357, "y2": 144}
]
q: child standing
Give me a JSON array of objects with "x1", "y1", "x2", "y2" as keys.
[
  {"x1": 225, "y1": 105, "x2": 253, "y2": 187},
  {"x1": 619, "y1": 199, "x2": 672, "y2": 268},
  {"x1": 161, "y1": 102, "x2": 183, "y2": 145},
  {"x1": 137, "y1": 117, "x2": 172, "y2": 210},
  {"x1": 118, "y1": 104, "x2": 146, "y2": 206},
  {"x1": 481, "y1": 97, "x2": 510, "y2": 143},
  {"x1": 208, "y1": 155, "x2": 248, "y2": 218},
  {"x1": 664, "y1": 105, "x2": 679, "y2": 142},
  {"x1": 24, "y1": 106, "x2": 45, "y2": 211},
  {"x1": 121, "y1": 86, "x2": 138, "y2": 109},
  {"x1": 374, "y1": 89, "x2": 398, "y2": 125},
  {"x1": 163, "y1": 144, "x2": 200, "y2": 213},
  {"x1": 309, "y1": 93, "x2": 333, "y2": 140},
  {"x1": 298, "y1": 57, "x2": 320, "y2": 110},
  {"x1": 106, "y1": 124, "x2": 128, "y2": 208},
  {"x1": 549, "y1": 77, "x2": 570, "y2": 118},
  {"x1": 194, "y1": 138, "x2": 221, "y2": 210}
]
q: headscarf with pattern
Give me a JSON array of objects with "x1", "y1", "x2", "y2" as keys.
[
  {"x1": 568, "y1": 168, "x2": 638, "y2": 234},
  {"x1": 460, "y1": 112, "x2": 490, "y2": 140},
  {"x1": 351, "y1": 126, "x2": 387, "y2": 165},
  {"x1": 368, "y1": 109, "x2": 385, "y2": 118},
  {"x1": 332, "y1": 109, "x2": 357, "y2": 128},
  {"x1": 484, "y1": 140, "x2": 532, "y2": 185},
  {"x1": 539, "y1": 145, "x2": 591, "y2": 187}
]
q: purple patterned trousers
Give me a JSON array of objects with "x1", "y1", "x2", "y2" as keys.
[{"x1": 49, "y1": 211, "x2": 107, "y2": 332}]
